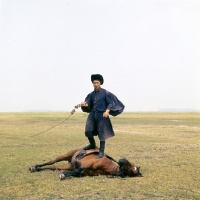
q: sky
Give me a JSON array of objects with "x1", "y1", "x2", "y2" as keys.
[{"x1": 0, "y1": 0, "x2": 200, "y2": 112}]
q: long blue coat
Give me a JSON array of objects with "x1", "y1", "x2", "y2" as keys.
[{"x1": 81, "y1": 88, "x2": 125, "y2": 141}]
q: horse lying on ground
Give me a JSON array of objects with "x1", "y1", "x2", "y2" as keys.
[{"x1": 29, "y1": 147, "x2": 142, "y2": 180}]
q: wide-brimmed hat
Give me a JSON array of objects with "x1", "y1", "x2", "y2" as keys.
[{"x1": 91, "y1": 74, "x2": 104, "y2": 85}]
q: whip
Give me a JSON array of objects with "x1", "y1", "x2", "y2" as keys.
[{"x1": 29, "y1": 104, "x2": 82, "y2": 137}]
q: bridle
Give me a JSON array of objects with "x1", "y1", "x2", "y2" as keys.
[
  {"x1": 107, "y1": 162, "x2": 128, "y2": 178},
  {"x1": 107, "y1": 156, "x2": 141, "y2": 178},
  {"x1": 106, "y1": 156, "x2": 128, "y2": 178}
]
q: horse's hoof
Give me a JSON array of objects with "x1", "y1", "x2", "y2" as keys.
[
  {"x1": 59, "y1": 172, "x2": 66, "y2": 180},
  {"x1": 29, "y1": 166, "x2": 36, "y2": 172}
]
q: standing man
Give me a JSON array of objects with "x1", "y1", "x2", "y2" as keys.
[{"x1": 81, "y1": 74, "x2": 125, "y2": 158}]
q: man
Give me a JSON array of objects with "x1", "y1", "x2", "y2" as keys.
[{"x1": 81, "y1": 74, "x2": 125, "y2": 158}]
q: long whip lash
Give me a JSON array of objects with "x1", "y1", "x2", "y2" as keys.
[{"x1": 29, "y1": 104, "x2": 81, "y2": 137}]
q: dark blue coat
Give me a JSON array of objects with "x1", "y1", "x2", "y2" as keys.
[
  {"x1": 81, "y1": 88, "x2": 125, "y2": 116},
  {"x1": 81, "y1": 88, "x2": 125, "y2": 141}
]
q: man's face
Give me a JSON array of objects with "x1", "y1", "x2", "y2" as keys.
[{"x1": 93, "y1": 80, "x2": 101, "y2": 90}]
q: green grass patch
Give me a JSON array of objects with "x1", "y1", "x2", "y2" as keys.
[{"x1": 0, "y1": 112, "x2": 200, "y2": 199}]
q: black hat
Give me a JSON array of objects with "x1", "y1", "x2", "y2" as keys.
[{"x1": 91, "y1": 74, "x2": 104, "y2": 85}]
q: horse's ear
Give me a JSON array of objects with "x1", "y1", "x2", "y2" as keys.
[{"x1": 137, "y1": 167, "x2": 143, "y2": 177}]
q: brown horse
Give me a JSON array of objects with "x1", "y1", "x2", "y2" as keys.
[{"x1": 29, "y1": 147, "x2": 142, "y2": 180}]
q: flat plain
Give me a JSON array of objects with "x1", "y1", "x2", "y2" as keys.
[{"x1": 0, "y1": 112, "x2": 200, "y2": 199}]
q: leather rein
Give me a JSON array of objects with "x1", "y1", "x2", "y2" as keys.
[
  {"x1": 105, "y1": 155, "x2": 126, "y2": 178},
  {"x1": 30, "y1": 104, "x2": 82, "y2": 137}
]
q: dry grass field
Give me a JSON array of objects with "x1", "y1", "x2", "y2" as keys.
[{"x1": 0, "y1": 112, "x2": 200, "y2": 199}]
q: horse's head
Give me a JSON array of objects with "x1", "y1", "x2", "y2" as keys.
[{"x1": 118, "y1": 158, "x2": 143, "y2": 177}]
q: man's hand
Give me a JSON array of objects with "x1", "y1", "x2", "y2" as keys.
[
  {"x1": 103, "y1": 109, "x2": 110, "y2": 118},
  {"x1": 81, "y1": 102, "x2": 88, "y2": 107}
]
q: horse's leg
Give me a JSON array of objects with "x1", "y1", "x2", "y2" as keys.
[
  {"x1": 29, "y1": 149, "x2": 81, "y2": 172},
  {"x1": 59, "y1": 160, "x2": 86, "y2": 180},
  {"x1": 32, "y1": 163, "x2": 73, "y2": 172},
  {"x1": 59, "y1": 167, "x2": 85, "y2": 180},
  {"x1": 39, "y1": 149, "x2": 81, "y2": 167}
]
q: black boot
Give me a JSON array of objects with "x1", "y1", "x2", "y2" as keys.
[
  {"x1": 97, "y1": 141, "x2": 105, "y2": 158},
  {"x1": 84, "y1": 137, "x2": 96, "y2": 150}
]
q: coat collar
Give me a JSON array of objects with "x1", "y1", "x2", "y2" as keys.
[{"x1": 94, "y1": 87, "x2": 101, "y2": 92}]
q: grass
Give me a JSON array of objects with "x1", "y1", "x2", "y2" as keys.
[{"x1": 0, "y1": 112, "x2": 200, "y2": 199}]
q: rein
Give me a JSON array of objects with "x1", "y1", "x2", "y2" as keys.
[
  {"x1": 105, "y1": 155, "x2": 126, "y2": 178},
  {"x1": 29, "y1": 104, "x2": 82, "y2": 137}
]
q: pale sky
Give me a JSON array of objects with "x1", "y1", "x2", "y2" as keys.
[{"x1": 0, "y1": 0, "x2": 200, "y2": 112}]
